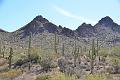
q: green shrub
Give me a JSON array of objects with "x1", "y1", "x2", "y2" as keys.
[
  {"x1": 111, "y1": 46, "x2": 120, "y2": 57},
  {"x1": 99, "y1": 48, "x2": 109, "y2": 57}
]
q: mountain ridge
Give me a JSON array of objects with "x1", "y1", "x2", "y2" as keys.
[
  {"x1": 1, "y1": 15, "x2": 119, "y2": 33},
  {"x1": 0, "y1": 15, "x2": 120, "y2": 43}
]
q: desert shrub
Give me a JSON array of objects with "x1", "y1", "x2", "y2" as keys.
[
  {"x1": 109, "y1": 57, "x2": 120, "y2": 74},
  {"x1": 40, "y1": 57, "x2": 54, "y2": 72},
  {"x1": 110, "y1": 46, "x2": 120, "y2": 57},
  {"x1": 111, "y1": 57, "x2": 120, "y2": 66},
  {"x1": 38, "y1": 50, "x2": 58, "y2": 72},
  {"x1": 85, "y1": 74, "x2": 107, "y2": 80},
  {"x1": 99, "y1": 48, "x2": 109, "y2": 57},
  {"x1": 40, "y1": 59, "x2": 51, "y2": 72}
]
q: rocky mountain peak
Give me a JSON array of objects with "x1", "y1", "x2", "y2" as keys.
[
  {"x1": 98, "y1": 16, "x2": 113, "y2": 25},
  {"x1": 33, "y1": 15, "x2": 49, "y2": 23},
  {"x1": 77, "y1": 23, "x2": 93, "y2": 30},
  {"x1": 81, "y1": 23, "x2": 92, "y2": 27}
]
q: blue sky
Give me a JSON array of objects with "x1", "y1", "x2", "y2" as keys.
[{"x1": 0, "y1": 0, "x2": 120, "y2": 32}]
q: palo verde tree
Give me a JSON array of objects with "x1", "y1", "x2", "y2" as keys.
[{"x1": 8, "y1": 47, "x2": 13, "y2": 69}]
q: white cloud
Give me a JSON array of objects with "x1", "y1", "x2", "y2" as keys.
[{"x1": 53, "y1": 5, "x2": 97, "y2": 25}]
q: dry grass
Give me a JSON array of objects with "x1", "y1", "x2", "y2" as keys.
[
  {"x1": 36, "y1": 70, "x2": 76, "y2": 80},
  {"x1": 0, "y1": 69, "x2": 22, "y2": 79}
]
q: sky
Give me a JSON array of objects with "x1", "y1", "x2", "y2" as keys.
[{"x1": 0, "y1": 0, "x2": 120, "y2": 32}]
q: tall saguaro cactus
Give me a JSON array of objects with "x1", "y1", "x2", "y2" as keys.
[
  {"x1": 73, "y1": 36, "x2": 80, "y2": 67},
  {"x1": 62, "y1": 43, "x2": 65, "y2": 56},
  {"x1": 0, "y1": 41, "x2": 1, "y2": 58},
  {"x1": 28, "y1": 32, "x2": 32, "y2": 71},
  {"x1": 90, "y1": 39, "x2": 96, "y2": 74},
  {"x1": 8, "y1": 47, "x2": 13, "y2": 69},
  {"x1": 54, "y1": 32, "x2": 58, "y2": 55},
  {"x1": 96, "y1": 39, "x2": 99, "y2": 56},
  {"x1": 2, "y1": 46, "x2": 5, "y2": 58}
]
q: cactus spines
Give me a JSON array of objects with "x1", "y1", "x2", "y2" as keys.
[{"x1": 8, "y1": 47, "x2": 13, "y2": 69}]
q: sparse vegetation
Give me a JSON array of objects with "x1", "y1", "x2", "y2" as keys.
[{"x1": 0, "y1": 20, "x2": 120, "y2": 80}]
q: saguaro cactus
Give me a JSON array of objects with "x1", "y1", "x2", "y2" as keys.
[
  {"x1": 62, "y1": 43, "x2": 65, "y2": 56},
  {"x1": 2, "y1": 46, "x2": 5, "y2": 58},
  {"x1": 28, "y1": 32, "x2": 32, "y2": 71},
  {"x1": 0, "y1": 41, "x2": 1, "y2": 57},
  {"x1": 54, "y1": 32, "x2": 58, "y2": 54},
  {"x1": 96, "y1": 39, "x2": 99, "y2": 56},
  {"x1": 73, "y1": 36, "x2": 80, "y2": 67},
  {"x1": 8, "y1": 47, "x2": 13, "y2": 69},
  {"x1": 90, "y1": 39, "x2": 96, "y2": 74}
]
